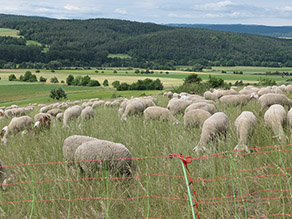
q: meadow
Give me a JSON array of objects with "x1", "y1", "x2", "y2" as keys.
[{"x1": 0, "y1": 94, "x2": 292, "y2": 218}]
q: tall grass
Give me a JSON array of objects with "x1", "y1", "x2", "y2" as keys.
[{"x1": 0, "y1": 95, "x2": 292, "y2": 218}]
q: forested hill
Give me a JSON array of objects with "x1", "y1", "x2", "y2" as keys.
[
  {"x1": 167, "y1": 24, "x2": 292, "y2": 39},
  {"x1": 1, "y1": 14, "x2": 292, "y2": 69}
]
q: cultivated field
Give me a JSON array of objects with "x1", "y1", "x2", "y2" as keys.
[
  {"x1": 0, "y1": 28, "x2": 19, "y2": 38},
  {"x1": 0, "y1": 94, "x2": 292, "y2": 218}
]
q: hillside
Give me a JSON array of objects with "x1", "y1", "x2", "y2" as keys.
[
  {"x1": 1, "y1": 14, "x2": 292, "y2": 68},
  {"x1": 167, "y1": 24, "x2": 292, "y2": 38}
]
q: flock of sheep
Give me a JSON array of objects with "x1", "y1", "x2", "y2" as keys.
[{"x1": 1, "y1": 83, "x2": 292, "y2": 189}]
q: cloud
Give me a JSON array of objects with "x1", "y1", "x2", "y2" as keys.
[
  {"x1": 194, "y1": 0, "x2": 235, "y2": 12},
  {"x1": 114, "y1": 8, "x2": 128, "y2": 15},
  {"x1": 64, "y1": 5, "x2": 80, "y2": 11}
]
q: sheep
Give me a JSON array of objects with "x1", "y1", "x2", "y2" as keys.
[
  {"x1": 34, "y1": 114, "x2": 51, "y2": 130},
  {"x1": 184, "y1": 109, "x2": 211, "y2": 130},
  {"x1": 234, "y1": 111, "x2": 257, "y2": 151},
  {"x1": 264, "y1": 104, "x2": 287, "y2": 143},
  {"x1": 143, "y1": 106, "x2": 179, "y2": 125},
  {"x1": 81, "y1": 102, "x2": 93, "y2": 108},
  {"x1": 193, "y1": 112, "x2": 229, "y2": 154},
  {"x1": 219, "y1": 94, "x2": 251, "y2": 106},
  {"x1": 285, "y1": 85, "x2": 292, "y2": 94},
  {"x1": 63, "y1": 105, "x2": 82, "y2": 127},
  {"x1": 4, "y1": 108, "x2": 26, "y2": 117},
  {"x1": 167, "y1": 99, "x2": 193, "y2": 115},
  {"x1": 104, "y1": 101, "x2": 112, "y2": 108},
  {"x1": 92, "y1": 101, "x2": 103, "y2": 109},
  {"x1": 1, "y1": 116, "x2": 33, "y2": 144},
  {"x1": 0, "y1": 159, "x2": 10, "y2": 190},
  {"x1": 63, "y1": 135, "x2": 97, "y2": 162},
  {"x1": 34, "y1": 113, "x2": 51, "y2": 122},
  {"x1": 47, "y1": 108, "x2": 62, "y2": 117},
  {"x1": 0, "y1": 109, "x2": 4, "y2": 117},
  {"x1": 185, "y1": 102, "x2": 217, "y2": 114},
  {"x1": 74, "y1": 139, "x2": 132, "y2": 176},
  {"x1": 204, "y1": 91, "x2": 219, "y2": 101},
  {"x1": 121, "y1": 100, "x2": 146, "y2": 121},
  {"x1": 40, "y1": 105, "x2": 52, "y2": 113},
  {"x1": 258, "y1": 93, "x2": 292, "y2": 114},
  {"x1": 81, "y1": 106, "x2": 94, "y2": 120},
  {"x1": 56, "y1": 113, "x2": 64, "y2": 121}
]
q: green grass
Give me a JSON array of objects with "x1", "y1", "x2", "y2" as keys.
[
  {"x1": 0, "y1": 28, "x2": 19, "y2": 37},
  {"x1": 26, "y1": 40, "x2": 42, "y2": 46},
  {"x1": 0, "y1": 95, "x2": 292, "y2": 218},
  {"x1": 108, "y1": 53, "x2": 132, "y2": 59}
]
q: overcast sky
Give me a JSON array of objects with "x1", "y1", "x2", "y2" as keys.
[{"x1": 1, "y1": 0, "x2": 292, "y2": 26}]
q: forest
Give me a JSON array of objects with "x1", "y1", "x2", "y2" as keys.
[{"x1": 1, "y1": 14, "x2": 292, "y2": 69}]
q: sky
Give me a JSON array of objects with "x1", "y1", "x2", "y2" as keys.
[{"x1": 1, "y1": 0, "x2": 292, "y2": 26}]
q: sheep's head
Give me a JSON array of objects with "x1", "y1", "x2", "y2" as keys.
[{"x1": 0, "y1": 126, "x2": 8, "y2": 138}]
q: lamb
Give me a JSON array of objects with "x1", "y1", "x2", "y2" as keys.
[
  {"x1": 81, "y1": 106, "x2": 94, "y2": 120},
  {"x1": 121, "y1": 100, "x2": 146, "y2": 121},
  {"x1": 258, "y1": 93, "x2": 292, "y2": 113},
  {"x1": 143, "y1": 106, "x2": 179, "y2": 125},
  {"x1": 185, "y1": 102, "x2": 217, "y2": 114},
  {"x1": 63, "y1": 135, "x2": 97, "y2": 162},
  {"x1": 74, "y1": 139, "x2": 132, "y2": 176},
  {"x1": 264, "y1": 104, "x2": 287, "y2": 143},
  {"x1": 193, "y1": 112, "x2": 229, "y2": 154},
  {"x1": 234, "y1": 111, "x2": 257, "y2": 151},
  {"x1": 63, "y1": 105, "x2": 82, "y2": 127},
  {"x1": 1, "y1": 116, "x2": 33, "y2": 144},
  {"x1": 184, "y1": 109, "x2": 211, "y2": 130}
]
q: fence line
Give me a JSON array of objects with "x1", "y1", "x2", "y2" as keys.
[{"x1": 1, "y1": 143, "x2": 292, "y2": 218}]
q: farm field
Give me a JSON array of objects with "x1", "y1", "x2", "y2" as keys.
[
  {"x1": 0, "y1": 28, "x2": 19, "y2": 38},
  {"x1": 0, "y1": 94, "x2": 292, "y2": 218}
]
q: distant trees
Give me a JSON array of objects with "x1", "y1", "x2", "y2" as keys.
[
  {"x1": 103, "y1": 79, "x2": 109, "y2": 86},
  {"x1": 39, "y1": 76, "x2": 47, "y2": 82},
  {"x1": 65, "y1": 74, "x2": 100, "y2": 87},
  {"x1": 50, "y1": 76, "x2": 59, "y2": 83},
  {"x1": 116, "y1": 78, "x2": 163, "y2": 91},
  {"x1": 8, "y1": 74, "x2": 17, "y2": 81},
  {"x1": 50, "y1": 87, "x2": 67, "y2": 100}
]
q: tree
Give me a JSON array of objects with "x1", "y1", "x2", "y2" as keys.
[
  {"x1": 117, "y1": 83, "x2": 129, "y2": 91},
  {"x1": 39, "y1": 76, "x2": 47, "y2": 82},
  {"x1": 66, "y1": 74, "x2": 74, "y2": 85},
  {"x1": 23, "y1": 71, "x2": 33, "y2": 81},
  {"x1": 49, "y1": 87, "x2": 67, "y2": 100},
  {"x1": 80, "y1": 75, "x2": 91, "y2": 86},
  {"x1": 50, "y1": 76, "x2": 59, "y2": 83},
  {"x1": 103, "y1": 79, "x2": 109, "y2": 86},
  {"x1": 112, "y1": 80, "x2": 120, "y2": 88},
  {"x1": 88, "y1": 80, "x2": 101, "y2": 87},
  {"x1": 8, "y1": 74, "x2": 17, "y2": 81},
  {"x1": 184, "y1": 74, "x2": 202, "y2": 84}
]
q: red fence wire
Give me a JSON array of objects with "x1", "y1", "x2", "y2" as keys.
[{"x1": 1, "y1": 144, "x2": 292, "y2": 218}]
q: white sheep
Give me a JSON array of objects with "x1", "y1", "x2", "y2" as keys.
[
  {"x1": 184, "y1": 109, "x2": 211, "y2": 130},
  {"x1": 63, "y1": 105, "x2": 82, "y2": 127},
  {"x1": 121, "y1": 100, "x2": 146, "y2": 121},
  {"x1": 219, "y1": 94, "x2": 251, "y2": 106},
  {"x1": 47, "y1": 108, "x2": 62, "y2": 117},
  {"x1": 63, "y1": 135, "x2": 97, "y2": 162},
  {"x1": 193, "y1": 112, "x2": 229, "y2": 154},
  {"x1": 4, "y1": 108, "x2": 26, "y2": 117},
  {"x1": 167, "y1": 98, "x2": 193, "y2": 115},
  {"x1": 234, "y1": 111, "x2": 257, "y2": 151},
  {"x1": 143, "y1": 106, "x2": 179, "y2": 125},
  {"x1": 81, "y1": 106, "x2": 94, "y2": 120},
  {"x1": 258, "y1": 93, "x2": 292, "y2": 113},
  {"x1": 185, "y1": 102, "x2": 217, "y2": 114},
  {"x1": 34, "y1": 113, "x2": 51, "y2": 122},
  {"x1": 74, "y1": 139, "x2": 132, "y2": 176},
  {"x1": 56, "y1": 113, "x2": 64, "y2": 121},
  {"x1": 1, "y1": 116, "x2": 33, "y2": 144},
  {"x1": 264, "y1": 104, "x2": 287, "y2": 143}
]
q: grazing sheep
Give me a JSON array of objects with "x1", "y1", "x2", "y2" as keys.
[
  {"x1": 34, "y1": 113, "x2": 51, "y2": 122},
  {"x1": 143, "y1": 106, "x2": 179, "y2": 125},
  {"x1": 0, "y1": 109, "x2": 4, "y2": 117},
  {"x1": 219, "y1": 94, "x2": 251, "y2": 106},
  {"x1": 204, "y1": 91, "x2": 219, "y2": 101},
  {"x1": 264, "y1": 104, "x2": 287, "y2": 143},
  {"x1": 63, "y1": 105, "x2": 82, "y2": 127},
  {"x1": 104, "y1": 101, "x2": 112, "y2": 108},
  {"x1": 193, "y1": 112, "x2": 229, "y2": 154},
  {"x1": 56, "y1": 113, "x2": 64, "y2": 121},
  {"x1": 234, "y1": 111, "x2": 257, "y2": 151},
  {"x1": 81, "y1": 102, "x2": 93, "y2": 108},
  {"x1": 121, "y1": 100, "x2": 146, "y2": 121},
  {"x1": 167, "y1": 99, "x2": 193, "y2": 115},
  {"x1": 34, "y1": 114, "x2": 51, "y2": 130},
  {"x1": 81, "y1": 106, "x2": 94, "y2": 120},
  {"x1": 40, "y1": 105, "x2": 52, "y2": 113},
  {"x1": 4, "y1": 108, "x2": 26, "y2": 117},
  {"x1": 92, "y1": 101, "x2": 103, "y2": 109},
  {"x1": 184, "y1": 109, "x2": 211, "y2": 130},
  {"x1": 63, "y1": 135, "x2": 97, "y2": 162},
  {"x1": 185, "y1": 102, "x2": 217, "y2": 114},
  {"x1": 74, "y1": 139, "x2": 132, "y2": 176},
  {"x1": 285, "y1": 85, "x2": 292, "y2": 94},
  {"x1": 47, "y1": 108, "x2": 62, "y2": 117},
  {"x1": 1, "y1": 116, "x2": 33, "y2": 144},
  {"x1": 258, "y1": 93, "x2": 292, "y2": 113}
]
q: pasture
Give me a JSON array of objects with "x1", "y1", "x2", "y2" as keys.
[
  {"x1": 0, "y1": 94, "x2": 292, "y2": 218},
  {"x1": 0, "y1": 28, "x2": 19, "y2": 38}
]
